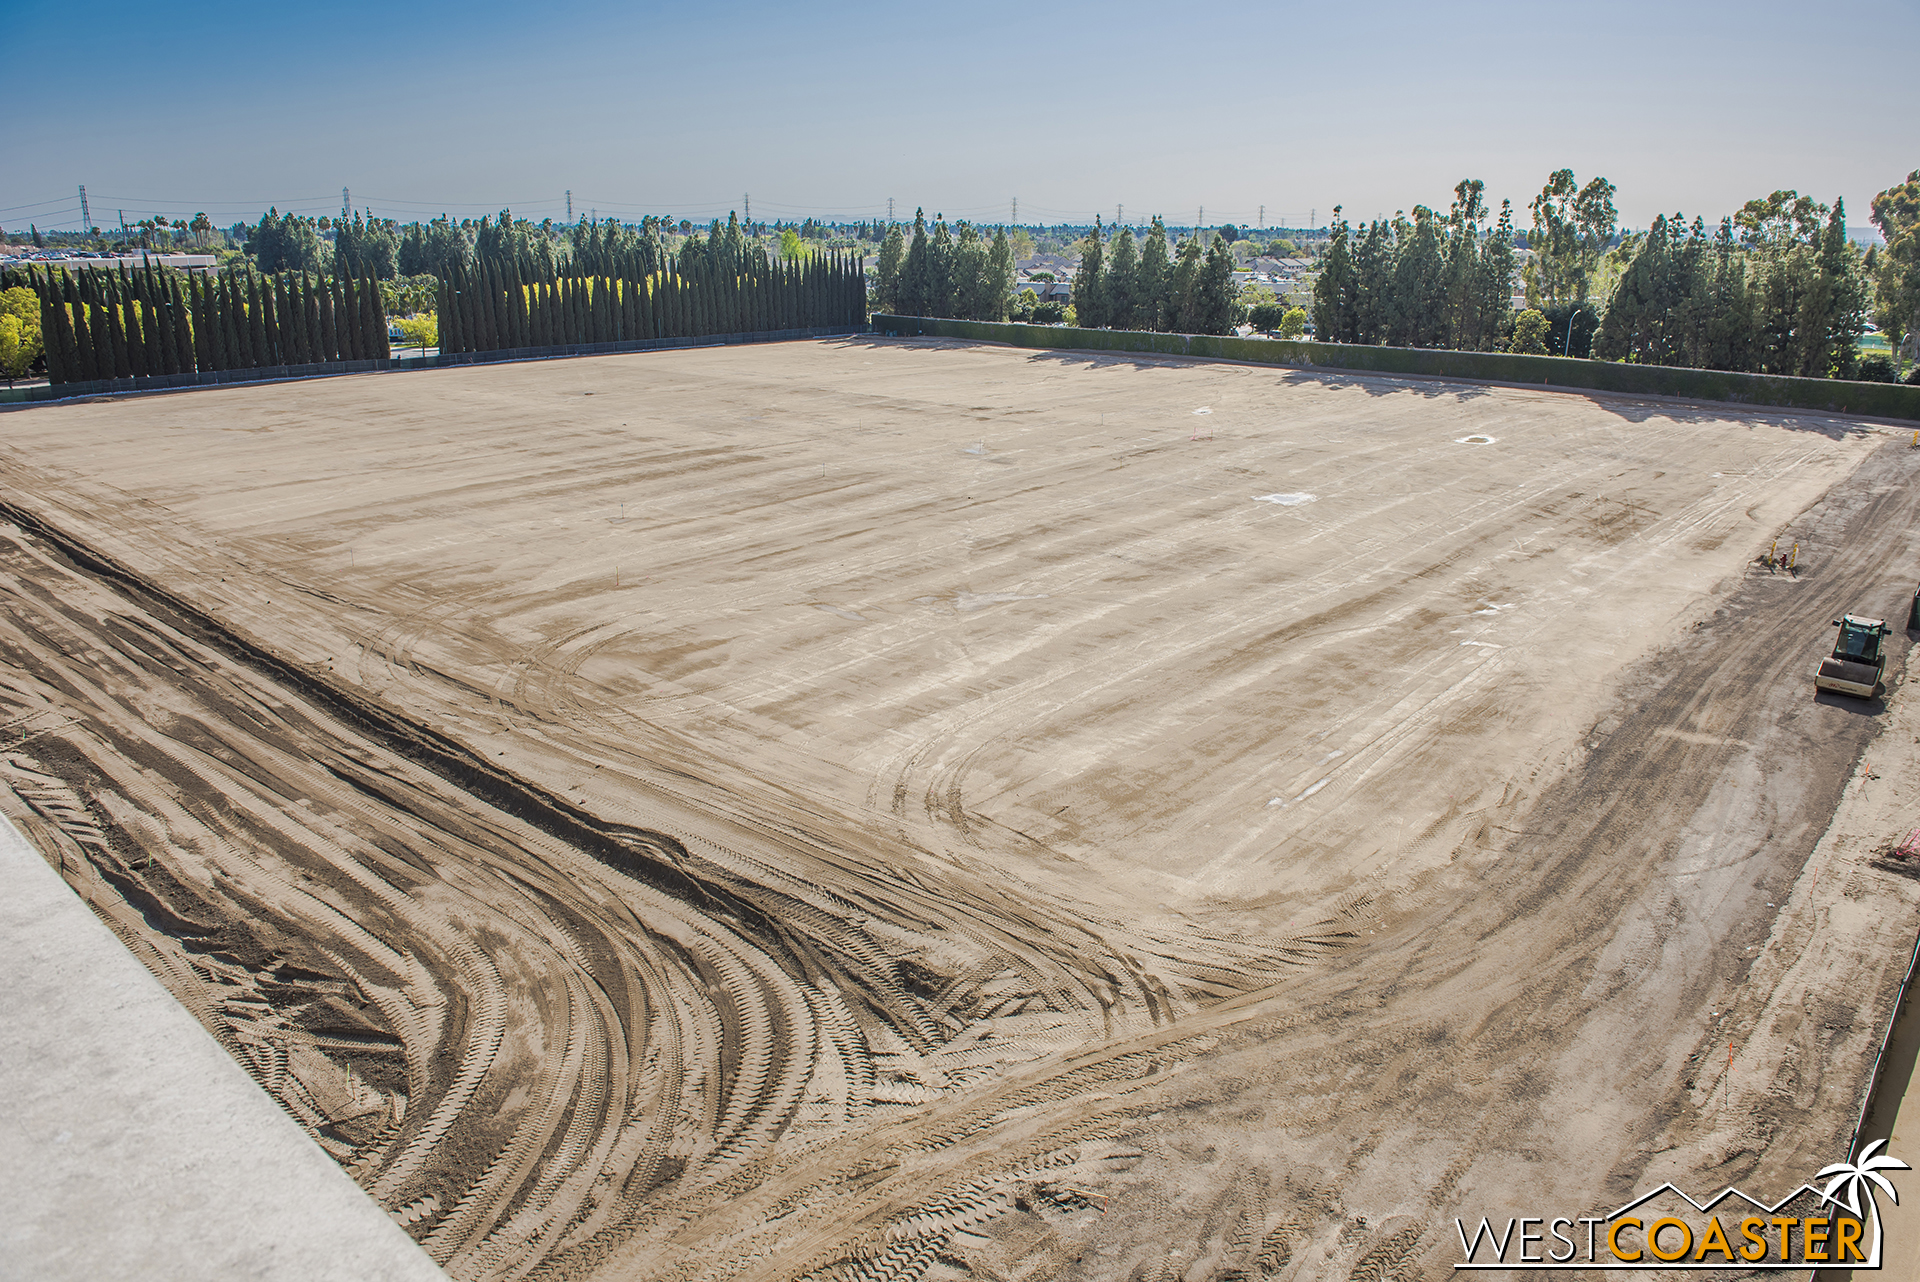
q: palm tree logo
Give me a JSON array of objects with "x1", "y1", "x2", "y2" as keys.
[{"x1": 1818, "y1": 1138, "x2": 1910, "y2": 1267}]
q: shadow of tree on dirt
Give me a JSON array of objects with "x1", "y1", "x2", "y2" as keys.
[{"x1": 838, "y1": 336, "x2": 1882, "y2": 440}]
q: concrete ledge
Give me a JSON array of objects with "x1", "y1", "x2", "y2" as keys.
[{"x1": 0, "y1": 815, "x2": 446, "y2": 1282}]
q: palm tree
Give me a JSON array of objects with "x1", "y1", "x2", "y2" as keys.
[{"x1": 1818, "y1": 1138, "x2": 1910, "y2": 1267}]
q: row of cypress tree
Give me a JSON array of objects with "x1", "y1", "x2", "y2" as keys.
[
  {"x1": 436, "y1": 250, "x2": 865, "y2": 355},
  {"x1": 1593, "y1": 203, "x2": 1866, "y2": 377},
  {"x1": 1312, "y1": 183, "x2": 1520, "y2": 352},
  {"x1": 34, "y1": 265, "x2": 390, "y2": 385},
  {"x1": 1070, "y1": 218, "x2": 1242, "y2": 335}
]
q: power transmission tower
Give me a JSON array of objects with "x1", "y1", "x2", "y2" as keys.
[
  {"x1": 887, "y1": 197, "x2": 895, "y2": 223},
  {"x1": 566, "y1": 190, "x2": 573, "y2": 222},
  {"x1": 1117, "y1": 203, "x2": 1123, "y2": 226},
  {"x1": 342, "y1": 187, "x2": 351, "y2": 219},
  {"x1": 1310, "y1": 208, "x2": 1316, "y2": 233},
  {"x1": 1198, "y1": 206, "x2": 1204, "y2": 229},
  {"x1": 78, "y1": 185, "x2": 92, "y2": 234},
  {"x1": 744, "y1": 193, "x2": 750, "y2": 222},
  {"x1": 1258, "y1": 204, "x2": 1264, "y2": 229}
]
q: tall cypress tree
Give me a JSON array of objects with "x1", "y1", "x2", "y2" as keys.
[
  {"x1": 152, "y1": 287, "x2": 177, "y2": 376},
  {"x1": 1168, "y1": 235, "x2": 1204, "y2": 333},
  {"x1": 63, "y1": 273, "x2": 95, "y2": 381},
  {"x1": 246, "y1": 274, "x2": 270, "y2": 367},
  {"x1": 345, "y1": 276, "x2": 367, "y2": 360},
  {"x1": 526, "y1": 276, "x2": 546, "y2": 348},
  {"x1": 367, "y1": 274, "x2": 390, "y2": 359},
  {"x1": 105, "y1": 281, "x2": 133, "y2": 379},
  {"x1": 315, "y1": 272, "x2": 336, "y2": 361},
  {"x1": 145, "y1": 264, "x2": 174, "y2": 375},
  {"x1": 168, "y1": 275, "x2": 194, "y2": 373},
  {"x1": 88, "y1": 277, "x2": 115, "y2": 379},
  {"x1": 189, "y1": 274, "x2": 216, "y2": 371},
  {"x1": 1312, "y1": 210, "x2": 1359, "y2": 344},
  {"x1": 193, "y1": 274, "x2": 217, "y2": 371},
  {"x1": 39, "y1": 276, "x2": 71, "y2": 383},
  {"x1": 281, "y1": 276, "x2": 307, "y2": 365},
  {"x1": 436, "y1": 272, "x2": 456, "y2": 355},
  {"x1": 222, "y1": 274, "x2": 247, "y2": 367}
]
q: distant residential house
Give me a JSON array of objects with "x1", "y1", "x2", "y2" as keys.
[{"x1": 1016, "y1": 278, "x2": 1071, "y2": 304}]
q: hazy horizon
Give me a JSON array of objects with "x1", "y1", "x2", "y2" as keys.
[{"x1": 7, "y1": 0, "x2": 1915, "y2": 237}]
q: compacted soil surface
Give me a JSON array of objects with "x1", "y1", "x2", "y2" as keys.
[{"x1": 3, "y1": 336, "x2": 1918, "y2": 1280}]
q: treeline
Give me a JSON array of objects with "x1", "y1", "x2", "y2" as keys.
[
  {"x1": 1593, "y1": 201, "x2": 1862, "y2": 376},
  {"x1": 870, "y1": 211, "x2": 1017, "y2": 321},
  {"x1": 437, "y1": 228, "x2": 864, "y2": 355},
  {"x1": 870, "y1": 209, "x2": 1244, "y2": 335},
  {"x1": 1311, "y1": 182, "x2": 1520, "y2": 351},
  {"x1": 32, "y1": 263, "x2": 389, "y2": 384},
  {"x1": 1071, "y1": 219, "x2": 1241, "y2": 334},
  {"x1": 1309, "y1": 168, "x2": 1914, "y2": 383}
]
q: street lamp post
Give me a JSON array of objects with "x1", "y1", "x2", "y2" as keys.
[{"x1": 1564, "y1": 305, "x2": 1589, "y2": 359}]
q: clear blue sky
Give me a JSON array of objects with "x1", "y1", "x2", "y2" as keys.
[{"x1": 5, "y1": 0, "x2": 1914, "y2": 234}]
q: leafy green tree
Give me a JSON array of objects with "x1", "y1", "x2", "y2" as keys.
[
  {"x1": 1736, "y1": 192, "x2": 1865, "y2": 378},
  {"x1": 927, "y1": 216, "x2": 956, "y2": 317},
  {"x1": 1311, "y1": 208, "x2": 1358, "y2": 343},
  {"x1": 1526, "y1": 170, "x2": 1617, "y2": 307},
  {"x1": 1594, "y1": 213, "x2": 1694, "y2": 365},
  {"x1": 1352, "y1": 219, "x2": 1393, "y2": 344},
  {"x1": 898, "y1": 210, "x2": 932, "y2": 316},
  {"x1": 1810, "y1": 199, "x2": 1868, "y2": 378},
  {"x1": 874, "y1": 222, "x2": 906, "y2": 312},
  {"x1": 333, "y1": 212, "x2": 399, "y2": 280},
  {"x1": 400, "y1": 216, "x2": 473, "y2": 277},
  {"x1": 0, "y1": 285, "x2": 43, "y2": 383},
  {"x1": 950, "y1": 223, "x2": 993, "y2": 320},
  {"x1": 1511, "y1": 307, "x2": 1550, "y2": 353},
  {"x1": 1168, "y1": 235, "x2": 1203, "y2": 331},
  {"x1": 249, "y1": 208, "x2": 327, "y2": 274},
  {"x1": 1248, "y1": 301, "x2": 1287, "y2": 333},
  {"x1": 1105, "y1": 227, "x2": 1140, "y2": 328},
  {"x1": 1473, "y1": 200, "x2": 1518, "y2": 351},
  {"x1": 1072, "y1": 222, "x2": 1107, "y2": 328},
  {"x1": 1871, "y1": 170, "x2": 1920, "y2": 374},
  {"x1": 1388, "y1": 206, "x2": 1446, "y2": 347},
  {"x1": 1278, "y1": 306, "x2": 1307, "y2": 339},
  {"x1": 1443, "y1": 180, "x2": 1490, "y2": 349},
  {"x1": 1194, "y1": 234, "x2": 1239, "y2": 335},
  {"x1": 1735, "y1": 190, "x2": 1829, "y2": 250},
  {"x1": 984, "y1": 227, "x2": 1015, "y2": 322},
  {"x1": 1136, "y1": 218, "x2": 1171, "y2": 331}
]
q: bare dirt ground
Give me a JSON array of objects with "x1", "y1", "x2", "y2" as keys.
[{"x1": 2, "y1": 336, "x2": 1918, "y2": 1280}]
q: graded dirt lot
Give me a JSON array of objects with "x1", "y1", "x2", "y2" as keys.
[{"x1": 2, "y1": 337, "x2": 1918, "y2": 1280}]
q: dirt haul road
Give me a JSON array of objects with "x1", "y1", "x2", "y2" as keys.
[{"x1": 1, "y1": 336, "x2": 1917, "y2": 1280}]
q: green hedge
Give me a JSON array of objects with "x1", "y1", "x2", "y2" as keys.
[{"x1": 871, "y1": 315, "x2": 1920, "y2": 422}]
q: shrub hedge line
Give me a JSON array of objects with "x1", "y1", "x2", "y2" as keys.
[{"x1": 871, "y1": 315, "x2": 1920, "y2": 422}]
